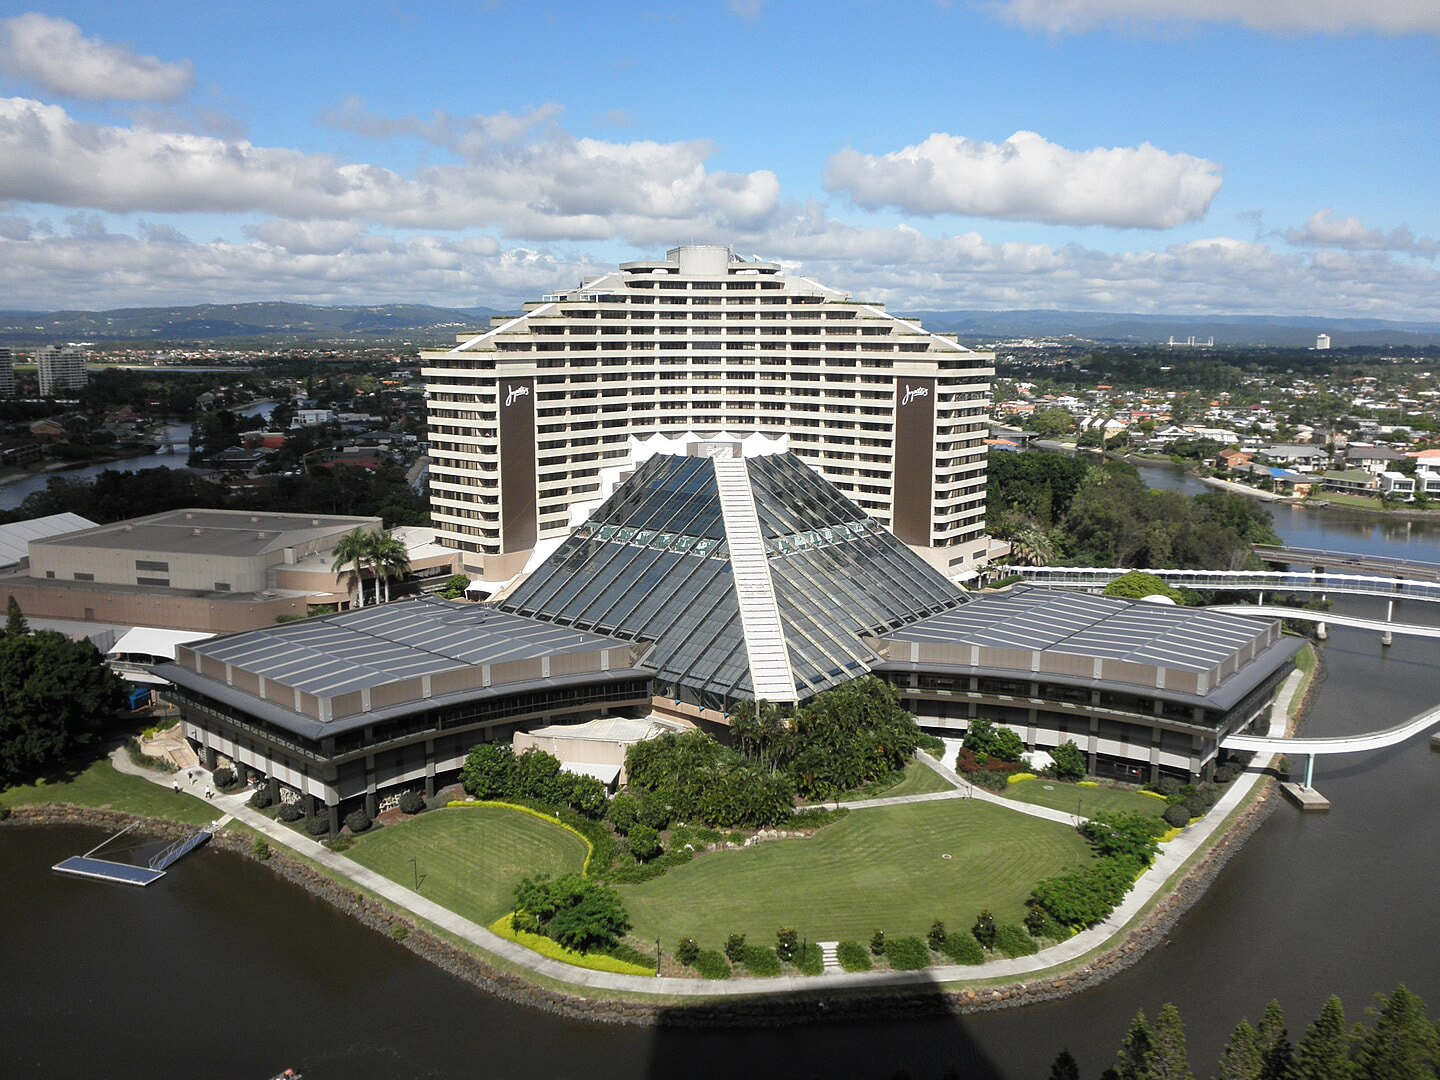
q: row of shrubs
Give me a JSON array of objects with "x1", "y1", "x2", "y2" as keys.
[
  {"x1": 674, "y1": 929, "x2": 824, "y2": 978},
  {"x1": 845, "y1": 914, "x2": 1045, "y2": 972},
  {"x1": 1149, "y1": 768, "x2": 1240, "y2": 827}
]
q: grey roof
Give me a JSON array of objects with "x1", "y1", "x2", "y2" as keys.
[
  {"x1": 36, "y1": 508, "x2": 378, "y2": 558},
  {"x1": 0, "y1": 512, "x2": 97, "y2": 567},
  {"x1": 886, "y1": 586, "x2": 1268, "y2": 676},
  {"x1": 183, "y1": 596, "x2": 634, "y2": 699},
  {"x1": 500, "y1": 452, "x2": 965, "y2": 706}
]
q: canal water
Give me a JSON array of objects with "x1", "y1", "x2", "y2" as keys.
[
  {"x1": 4, "y1": 461, "x2": 1440, "y2": 1079},
  {"x1": 0, "y1": 402, "x2": 276, "y2": 511}
]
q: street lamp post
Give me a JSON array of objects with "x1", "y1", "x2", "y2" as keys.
[{"x1": 410, "y1": 856, "x2": 418, "y2": 891}]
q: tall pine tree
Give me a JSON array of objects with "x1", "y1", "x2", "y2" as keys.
[
  {"x1": 1292, "y1": 996, "x2": 1354, "y2": 1080},
  {"x1": 1219, "y1": 1020, "x2": 1266, "y2": 1080},
  {"x1": 1104, "y1": 1010, "x2": 1158, "y2": 1080},
  {"x1": 1356, "y1": 985, "x2": 1440, "y2": 1080},
  {"x1": 1258, "y1": 1000, "x2": 1296, "y2": 1080}
]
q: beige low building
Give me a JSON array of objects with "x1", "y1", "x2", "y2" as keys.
[
  {"x1": 2, "y1": 508, "x2": 382, "y2": 634},
  {"x1": 512, "y1": 715, "x2": 689, "y2": 787}
]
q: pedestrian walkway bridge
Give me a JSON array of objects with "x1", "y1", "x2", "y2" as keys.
[
  {"x1": 1012, "y1": 566, "x2": 1440, "y2": 604},
  {"x1": 1207, "y1": 605, "x2": 1440, "y2": 639},
  {"x1": 1253, "y1": 545, "x2": 1440, "y2": 583}
]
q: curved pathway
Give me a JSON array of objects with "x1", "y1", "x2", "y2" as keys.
[{"x1": 106, "y1": 672, "x2": 1303, "y2": 998}]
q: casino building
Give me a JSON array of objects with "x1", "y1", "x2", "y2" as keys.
[
  {"x1": 423, "y1": 245, "x2": 994, "y2": 581},
  {"x1": 160, "y1": 448, "x2": 1299, "y2": 830}
]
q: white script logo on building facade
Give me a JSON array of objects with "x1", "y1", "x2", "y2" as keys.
[
  {"x1": 901, "y1": 384, "x2": 929, "y2": 406},
  {"x1": 505, "y1": 384, "x2": 530, "y2": 408}
]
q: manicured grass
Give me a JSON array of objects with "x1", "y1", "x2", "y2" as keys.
[
  {"x1": 1316, "y1": 493, "x2": 1386, "y2": 510},
  {"x1": 0, "y1": 756, "x2": 221, "y2": 827},
  {"x1": 839, "y1": 758, "x2": 955, "y2": 802},
  {"x1": 1289, "y1": 643, "x2": 1317, "y2": 722},
  {"x1": 1002, "y1": 778, "x2": 1166, "y2": 819},
  {"x1": 345, "y1": 806, "x2": 589, "y2": 926},
  {"x1": 616, "y1": 798, "x2": 1092, "y2": 948}
]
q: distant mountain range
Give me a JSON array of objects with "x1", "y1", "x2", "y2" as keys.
[
  {"x1": 909, "y1": 309, "x2": 1440, "y2": 348},
  {"x1": 0, "y1": 302, "x2": 504, "y2": 346},
  {"x1": 1, "y1": 301, "x2": 1437, "y2": 348}
]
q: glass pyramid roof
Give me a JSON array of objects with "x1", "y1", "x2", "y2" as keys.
[{"x1": 498, "y1": 452, "x2": 966, "y2": 710}]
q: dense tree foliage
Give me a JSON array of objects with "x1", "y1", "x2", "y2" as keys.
[
  {"x1": 624, "y1": 731, "x2": 794, "y2": 829},
  {"x1": 511, "y1": 874, "x2": 630, "y2": 953},
  {"x1": 1048, "y1": 740, "x2": 1088, "y2": 781},
  {"x1": 1029, "y1": 812, "x2": 1165, "y2": 929},
  {"x1": 1103, "y1": 571, "x2": 1192, "y2": 605},
  {"x1": 2, "y1": 462, "x2": 428, "y2": 528},
  {"x1": 458, "y1": 744, "x2": 610, "y2": 818},
  {"x1": 987, "y1": 452, "x2": 1279, "y2": 571},
  {"x1": 0, "y1": 614, "x2": 123, "y2": 785}
]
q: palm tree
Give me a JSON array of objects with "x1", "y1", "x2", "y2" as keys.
[
  {"x1": 1007, "y1": 525, "x2": 1055, "y2": 568},
  {"x1": 372, "y1": 532, "x2": 412, "y2": 603},
  {"x1": 330, "y1": 527, "x2": 374, "y2": 609}
]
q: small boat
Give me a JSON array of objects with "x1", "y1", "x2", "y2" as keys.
[{"x1": 268, "y1": 1071, "x2": 302, "y2": 1080}]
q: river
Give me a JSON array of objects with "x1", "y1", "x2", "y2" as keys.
[
  {"x1": 0, "y1": 401, "x2": 277, "y2": 511},
  {"x1": 4, "y1": 459, "x2": 1440, "y2": 1079}
]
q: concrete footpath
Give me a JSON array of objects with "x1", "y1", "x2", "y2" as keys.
[{"x1": 108, "y1": 675, "x2": 1300, "y2": 998}]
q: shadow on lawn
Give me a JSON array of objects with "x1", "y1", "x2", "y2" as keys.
[{"x1": 639, "y1": 972, "x2": 1018, "y2": 1080}]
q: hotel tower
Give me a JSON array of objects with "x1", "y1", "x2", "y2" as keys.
[{"x1": 423, "y1": 245, "x2": 993, "y2": 580}]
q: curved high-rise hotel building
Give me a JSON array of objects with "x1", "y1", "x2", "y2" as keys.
[{"x1": 423, "y1": 245, "x2": 993, "y2": 580}]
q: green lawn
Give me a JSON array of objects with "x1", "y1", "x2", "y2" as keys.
[
  {"x1": 616, "y1": 799, "x2": 1092, "y2": 949},
  {"x1": 838, "y1": 758, "x2": 956, "y2": 802},
  {"x1": 1, "y1": 756, "x2": 221, "y2": 827},
  {"x1": 1002, "y1": 779, "x2": 1166, "y2": 819},
  {"x1": 345, "y1": 806, "x2": 590, "y2": 926}
]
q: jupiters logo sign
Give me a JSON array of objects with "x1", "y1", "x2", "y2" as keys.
[
  {"x1": 505, "y1": 384, "x2": 530, "y2": 408},
  {"x1": 901, "y1": 384, "x2": 929, "y2": 406}
]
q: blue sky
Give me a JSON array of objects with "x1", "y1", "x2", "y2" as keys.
[{"x1": 1, "y1": 1, "x2": 1437, "y2": 320}]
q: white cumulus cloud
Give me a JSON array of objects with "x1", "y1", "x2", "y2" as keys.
[
  {"x1": 0, "y1": 98, "x2": 782, "y2": 241},
  {"x1": 1283, "y1": 210, "x2": 1439, "y2": 258},
  {"x1": 825, "y1": 131, "x2": 1222, "y2": 229},
  {"x1": 0, "y1": 13, "x2": 194, "y2": 102},
  {"x1": 991, "y1": 0, "x2": 1440, "y2": 36}
]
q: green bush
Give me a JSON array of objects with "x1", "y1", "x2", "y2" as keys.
[
  {"x1": 1154, "y1": 776, "x2": 1184, "y2": 797},
  {"x1": 741, "y1": 944, "x2": 782, "y2": 976},
  {"x1": 391, "y1": 924, "x2": 409, "y2": 942},
  {"x1": 870, "y1": 929, "x2": 886, "y2": 956},
  {"x1": 247, "y1": 787, "x2": 271, "y2": 810},
  {"x1": 326, "y1": 835, "x2": 353, "y2": 852},
  {"x1": 693, "y1": 949, "x2": 731, "y2": 980},
  {"x1": 667, "y1": 824, "x2": 722, "y2": 852},
  {"x1": 512, "y1": 874, "x2": 631, "y2": 953},
  {"x1": 345, "y1": 809, "x2": 372, "y2": 834},
  {"x1": 1048, "y1": 740, "x2": 1087, "y2": 781},
  {"x1": 994, "y1": 923, "x2": 1039, "y2": 958},
  {"x1": 776, "y1": 927, "x2": 798, "y2": 962},
  {"x1": 972, "y1": 909, "x2": 997, "y2": 949},
  {"x1": 789, "y1": 806, "x2": 849, "y2": 830},
  {"x1": 606, "y1": 793, "x2": 639, "y2": 834},
  {"x1": 636, "y1": 791, "x2": 673, "y2": 831},
  {"x1": 627, "y1": 823, "x2": 663, "y2": 862},
  {"x1": 398, "y1": 790, "x2": 426, "y2": 815},
  {"x1": 837, "y1": 940, "x2": 872, "y2": 972},
  {"x1": 252, "y1": 839, "x2": 271, "y2": 860},
  {"x1": 675, "y1": 937, "x2": 700, "y2": 967},
  {"x1": 277, "y1": 802, "x2": 303, "y2": 822},
  {"x1": 459, "y1": 744, "x2": 514, "y2": 799},
  {"x1": 724, "y1": 932, "x2": 747, "y2": 963},
  {"x1": 793, "y1": 941, "x2": 824, "y2": 976},
  {"x1": 600, "y1": 941, "x2": 655, "y2": 971},
  {"x1": 212, "y1": 767, "x2": 236, "y2": 790},
  {"x1": 1025, "y1": 906, "x2": 1067, "y2": 942},
  {"x1": 884, "y1": 936, "x2": 931, "y2": 971},
  {"x1": 1213, "y1": 762, "x2": 1243, "y2": 784},
  {"x1": 927, "y1": 919, "x2": 947, "y2": 951},
  {"x1": 307, "y1": 814, "x2": 331, "y2": 836},
  {"x1": 1163, "y1": 803, "x2": 1192, "y2": 828},
  {"x1": 941, "y1": 932, "x2": 986, "y2": 965}
]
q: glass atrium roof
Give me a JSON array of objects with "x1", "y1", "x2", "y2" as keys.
[{"x1": 499, "y1": 453, "x2": 966, "y2": 708}]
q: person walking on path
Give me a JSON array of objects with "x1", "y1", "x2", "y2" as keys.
[{"x1": 172, "y1": 779, "x2": 180, "y2": 793}]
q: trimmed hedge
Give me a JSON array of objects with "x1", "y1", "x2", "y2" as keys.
[
  {"x1": 398, "y1": 790, "x2": 426, "y2": 815},
  {"x1": 307, "y1": 814, "x2": 330, "y2": 836},
  {"x1": 740, "y1": 944, "x2": 782, "y2": 977},
  {"x1": 941, "y1": 931, "x2": 986, "y2": 965},
  {"x1": 884, "y1": 936, "x2": 931, "y2": 971},
  {"x1": 793, "y1": 941, "x2": 824, "y2": 976},
  {"x1": 994, "y1": 923, "x2": 1039, "y2": 958},
  {"x1": 836, "y1": 940, "x2": 872, "y2": 972},
  {"x1": 693, "y1": 949, "x2": 731, "y2": 980},
  {"x1": 277, "y1": 802, "x2": 303, "y2": 823}
]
